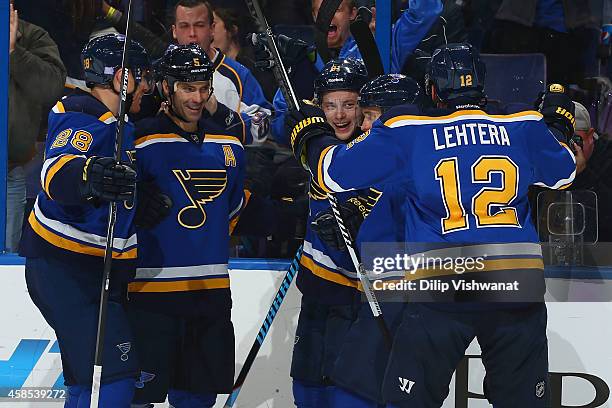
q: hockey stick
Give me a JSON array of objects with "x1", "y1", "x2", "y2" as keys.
[
  {"x1": 224, "y1": 245, "x2": 303, "y2": 407},
  {"x1": 325, "y1": 194, "x2": 392, "y2": 349},
  {"x1": 244, "y1": 0, "x2": 299, "y2": 110},
  {"x1": 245, "y1": 0, "x2": 391, "y2": 349},
  {"x1": 314, "y1": 0, "x2": 343, "y2": 63},
  {"x1": 90, "y1": 1, "x2": 134, "y2": 406},
  {"x1": 350, "y1": 8, "x2": 385, "y2": 78}
]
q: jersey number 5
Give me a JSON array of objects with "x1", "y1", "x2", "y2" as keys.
[{"x1": 434, "y1": 155, "x2": 520, "y2": 234}]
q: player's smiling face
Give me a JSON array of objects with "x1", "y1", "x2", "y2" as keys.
[
  {"x1": 168, "y1": 80, "x2": 212, "y2": 123},
  {"x1": 321, "y1": 90, "x2": 361, "y2": 141}
]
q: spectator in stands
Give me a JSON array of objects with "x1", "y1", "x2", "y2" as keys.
[
  {"x1": 102, "y1": 0, "x2": 271, "y2": 144},
  {"x1": 212, "y1": 7, "x2": 277, "y2": 100},
  {"x1": 570, "y1": 101, "x2": 612, "y2": 241},
  {"x1": 484, "y1": 0, "x2": 599, "y2": 84},
  {"x1": 8, "y1": 2, "x2": 66, "y2": 252}
]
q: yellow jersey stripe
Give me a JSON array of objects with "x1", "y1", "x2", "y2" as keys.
[
  {"x1": 396, "y1": 257, "x2": 544, "y2": 282},
  {"x1": 317, "y1": 145, "x2": 335, "y2": 193},
  {"x1": 128, "y1": 277, "x2": 230, "y2": 293},
  {"x1": 384, "y1": 109, "x2": 543, "y2": 127},
  {"x1": 300, "y1": 255, "x2": 361, "y2": 290},
  {"x1": 229, "y1": 189, "x2": 251, "y2": 235},
  {"x1": 98, "y1": 112, "x2": 115, "y2": 123},
  {"x1": 43, "y1": 155, "x2": 81, "y2": 200},
  {"x1": 53, "y1": 101, "x2": 65, "y2": 113},
  {"x1": 134, "y1": 133, "x2": 183, "y2": 146},
  {"x1": 28, "y1": 211, "x2": 137, "y2": 259}
]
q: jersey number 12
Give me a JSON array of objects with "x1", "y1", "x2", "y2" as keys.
[{"x1": 434, "y1": 155, "x2": 521, "y2": 234}]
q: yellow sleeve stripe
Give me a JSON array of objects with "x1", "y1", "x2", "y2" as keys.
[
  {"x1": 52, "y1": 101, "x2": 65, "y2": 114},
  {"x1": 316, "y1": 145, "x2": 335, "y2": 194},
  {"x1": 28, "y1": 211, "x2": 137, "y2": 259},
  {"x1": 128, "y1": 277, "x2": 230, "y2": 293},
  {"x1": 384, "y1": 110, "x2": 544, "y2": 127},
  {"x1": 300, "y1": 255, "x2": 362, "y2": 291},
  {"x1": 43, "y1": 155, "x2": 81, "y2": 200},
  {"x1": 229, "y1": 189, "x2": 252, "y2": 235},
  {"x1": 98, "y1": 112, "x2": 116, "y2": 123}
]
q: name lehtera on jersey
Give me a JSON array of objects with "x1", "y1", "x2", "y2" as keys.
[
  {"x1": 20, "y1": 90, "x2": 137, "y2": 269},
  {"x1": 128, "y1": 105, "x2": 247, "y2": 313}
]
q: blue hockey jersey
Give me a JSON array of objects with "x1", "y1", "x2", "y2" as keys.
[
  {"x1": 298, "y1": 182, "x2": 360, "y2": 305},
  {"x1": 128, "y1": 105, "x2": 246, "y2": 314},
  {"x1": 20, "y1": 90, "x2": 137, "y2": 270},
  {"x1": 307, "y1": 106, "x2": 577, "y2": 302}
]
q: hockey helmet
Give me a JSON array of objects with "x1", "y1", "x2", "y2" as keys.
[
  {"x1": 81, "y1": 33, "x2": 151, "y2": 89},
  {"x1": 314, "y1": 58, "x2": 368, "y2": 103},
  {"x1": 157, "y1": 44, "x2": 214, "y2": 93},
  {"x1": 359, "y1": 74, "x2": 422, "y2": 110},
  {"x1": 426, "y1": 43, "x2": 486, "y2": 103}
]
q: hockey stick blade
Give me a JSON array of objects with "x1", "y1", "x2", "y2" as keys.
[
  {"x1": 224, "y1": 245, "x2": 303, "y2": 407},
  {"x1": 314, "y1": 0, "x2": 343, "y2": 63}
]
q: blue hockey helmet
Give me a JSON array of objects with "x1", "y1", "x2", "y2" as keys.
[
  {"x1": 81, "y1": 33, "x2": 151, "y2": 89},
  {"x1": 314, "y1": 58, "x2": 369, "y2": 103},
  {"x1": 157, "y1": 44, "x2": 214, "y2": 93},
  {"x1": 426, "y1": 43, "x2": 486, "y2": 103},
  {"x1": 359, "y1": 74, "x2": 422, "y2": 110}
]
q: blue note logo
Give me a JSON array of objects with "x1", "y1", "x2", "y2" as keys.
[{"x1": 135, "y1": 371, "x2": 156, "y2": 389}]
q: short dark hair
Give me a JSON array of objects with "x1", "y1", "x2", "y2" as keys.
[{"x1": 173, "y1": 0, "x2": 214, "y2": 25}]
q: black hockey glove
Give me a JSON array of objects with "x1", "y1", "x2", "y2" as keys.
[
  {"x1": 285, "y1": 101, "x2": 335, "y2": 169},
  {"x1": 311, "y1": 195, "x2": 372, "y2": 251},
  {"x1": 80, "y1": 156, "x2": 136, "y2": 202},
  {"x1": 536, "y1": 84, "x2": 576, "y2": 144},
  {"x1": 250, "y1": 33, "x2": 315, "y2": 71},
  {"x1": 134, "y1": 181, "x2": 173, "y2": 229}
]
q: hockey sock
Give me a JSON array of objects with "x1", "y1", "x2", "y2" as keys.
[
  {"x1": 167, "y1": 389, "x2": 217, "y2": 408},
  {"x1": 76, "y1": 378, "x2": 135, "y2": 408},
  {"x1": 292, "y1": 379, "x2": 334, "y2": 408},
  {"x1": 64, "y1": 385, "x2": 83, "y2": 408}
]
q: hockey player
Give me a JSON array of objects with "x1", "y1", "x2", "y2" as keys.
[
  {"x1": 310, "y1": 74, "x2": 424, "y2": 408},
  {"x1": 288, "y1": 43, "x2": 579, "y2": 407},
  {"x1": 291, "y1": 58, "x2": 377, "y2": 408},
  {"x1": 19, "y1": 34, "x2": 151, "y2": 407},
  {"x1": 127, "y1": 44, "x2": 248, "y2": 408}
]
